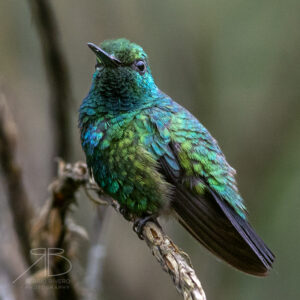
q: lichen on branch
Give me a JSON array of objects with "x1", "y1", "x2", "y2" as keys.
[{"x1": 47, "y1": 160, "x2": 207, "y2": 300}]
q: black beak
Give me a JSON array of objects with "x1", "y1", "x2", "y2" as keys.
[{"x1": 87, "y1": 42, "x2": 121, "y2": 67}]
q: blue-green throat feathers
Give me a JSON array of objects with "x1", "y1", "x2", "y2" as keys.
[{"x1": 79, "y1": 38, "x2": 274, "y2": 276}]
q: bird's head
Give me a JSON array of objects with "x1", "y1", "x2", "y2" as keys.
[{"x1": 87, "y1": 38, "x2": 159, "y2": 113}]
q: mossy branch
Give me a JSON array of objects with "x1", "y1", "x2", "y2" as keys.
[
  {"x1": 31, "y1": 160, "x2": 88, "y2": 300},
  {"x1": 142, "y1": 222, "x2": 206, "y2": 300},
  {"x1": 0, "y1": 92, "x2": 81, "y2": 299}
]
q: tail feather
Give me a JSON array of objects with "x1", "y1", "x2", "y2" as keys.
[{"x1": 172, "y1": 185, "x2": 275, "y2": 276}]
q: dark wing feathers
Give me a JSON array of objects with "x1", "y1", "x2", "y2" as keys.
[
  {"x1": 159, "y1": 155, "x2": 274, "y2": 276},
  {"x1": 212, "y1": 191, "x2": 274, "y2": 267},
  {"x1": 209, "y1": 187, "x2": 274, "y2": 273}
]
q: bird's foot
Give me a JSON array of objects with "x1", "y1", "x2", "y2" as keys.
[
  {"x1": 120, "y1": 207, "x2": 133, "y2": 221},
  {"x1": 133, "y1": 214, "x2": 161, "y2": 240}
]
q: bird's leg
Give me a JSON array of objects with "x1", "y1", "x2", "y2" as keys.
[
  {"x1": 133, "y1": 214, "x2": 161, "y2": 240},
  {"x1": 120, "y1": 207, "x2": 133, "y2": 221}
]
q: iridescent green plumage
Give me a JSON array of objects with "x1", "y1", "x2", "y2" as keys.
[{"x1": 79, "y1": 38, "x2": 274, "y2": 275}]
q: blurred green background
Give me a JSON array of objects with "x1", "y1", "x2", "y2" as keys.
[{"x1": 1, "y1": 0, "x2": 300, "y2": 299}]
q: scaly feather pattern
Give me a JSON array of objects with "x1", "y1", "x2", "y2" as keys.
[{"x1": 79, "y1": 38, "x2": 274, "y2": 275}]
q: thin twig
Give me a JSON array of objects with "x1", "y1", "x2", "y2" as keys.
[
  {"x1": 83, "y1": 206, "x2": 111, "y2": 300},
  {"x1": 48, "y1": 161, "x2": 206, "y2": 300},
  {"x1": 27, "y1": 0, "x2": 72, "y2": 165},
  {"x1": 0, "y1": 92, "x2": 35, "y2": 272}
]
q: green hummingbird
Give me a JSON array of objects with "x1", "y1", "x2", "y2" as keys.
[{"x1": 79, "y1": 38, "x2": 274, "y2": 275}]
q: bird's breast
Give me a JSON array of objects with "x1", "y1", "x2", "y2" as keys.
[{"x1": 83, "y1": 117, "x2": 171, "y2": 216}]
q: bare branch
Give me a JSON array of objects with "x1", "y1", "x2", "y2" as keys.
[
  {"x1": 0, "y1": 92, "x2": 35, "y2": 271},
  {"x1": 27, "y1": 0, "x2": 72, "y2": 165},
  {"x1": 31, "y1": 160, "x2": 89, "y2": 300},
  {"x1": 46, "y1": 161, "x2": 207, "y2": 300},
  {"x1": 142, "y1": 222, "x2": 206, "y2": 300}
]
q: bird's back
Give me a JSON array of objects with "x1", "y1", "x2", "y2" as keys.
[{"x1": 148, "y1": 96, "x2": 275, "y2": 275}]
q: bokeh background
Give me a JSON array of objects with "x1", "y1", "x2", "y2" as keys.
[{"x1": 1, "y1": 0, "x2": 300, "y2": 299}]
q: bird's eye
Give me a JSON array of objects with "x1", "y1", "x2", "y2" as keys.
[{"x1": 135, "y1": 60, "x2": 146, "y2": 74}]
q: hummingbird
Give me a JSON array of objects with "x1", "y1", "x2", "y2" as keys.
[{"x1": 79, "y1": 38, "x2": 274, "y2": 276}]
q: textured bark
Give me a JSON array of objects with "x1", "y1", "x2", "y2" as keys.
[
  {"x1": 27, "y1": 0, "x2": 72, "y2": 168},
  {"x1": 46, "y1": 161, "x2": 207, "y2": 300},
  {"x1": 0, "y1": 93, "x2": 35, "y2": 272}
]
